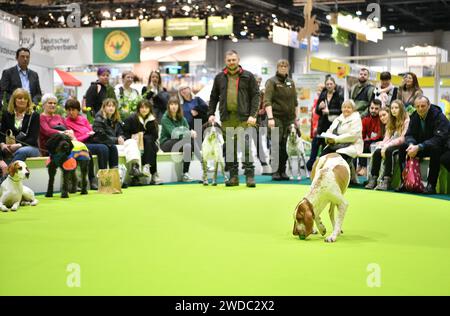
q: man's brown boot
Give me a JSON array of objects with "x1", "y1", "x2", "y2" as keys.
[{"x1": 246, "y1": 175, "x2": 256, "y2": 188}]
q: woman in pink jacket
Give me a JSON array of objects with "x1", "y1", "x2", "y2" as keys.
[{"x1": 365, "y1": 100, "x2": 410, "y2": 191}]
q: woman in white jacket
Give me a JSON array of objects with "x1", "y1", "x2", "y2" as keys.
[{"x1": 320, "y1": 99, "x2": 364, "y2": 162}]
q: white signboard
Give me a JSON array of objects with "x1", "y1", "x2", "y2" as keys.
[{"x1": 21, "y1": 28, "x2": 93, "y2": 66}]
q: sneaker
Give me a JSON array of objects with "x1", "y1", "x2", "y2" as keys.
[
  {"x1": 375, "y1": 176, "x2": 391, "y2": 191},
  {"x1": 142, "y1": 164, "x2": 151, "y2": 178},
  {"x1": 130, "y1": 163, "x2": 144, "y2": 178},
  {"x1": 151, "y1": 173, "x2": 163, "y2": 185},
  {"x1": 182, "y1": 172, "x2": 194, "y2": 182},
  {"x1": 89, "y1": 177, "x2": 98, "y2": 190},
  {"x1": 423, "y1": 183, "x2": 437, "y2": 195},
  {"x1": 365, "y1": 175, "x2": 378, "y2": 189}
]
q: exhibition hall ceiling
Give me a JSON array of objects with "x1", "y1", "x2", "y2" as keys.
[{"x1": 0, "y1": 0, "x2": 449, "y2": 38}]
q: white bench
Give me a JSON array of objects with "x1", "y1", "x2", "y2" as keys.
[{"x1": 23, "y1": 152, "x2": 193, "y2": 194}]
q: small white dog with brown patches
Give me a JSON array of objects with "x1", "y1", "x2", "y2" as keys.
[
  {"x1": 0, "y1": 160, "x2": 38, "y2": 212},
  {"x1": 292, "y1": 153, "x2": 350, "y2": 242},
  {"x1": 286, "y1": 123, "x2": 309, "y2": 180}
]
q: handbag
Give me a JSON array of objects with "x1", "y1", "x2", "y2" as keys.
[
  {"x1": 5, "y1": 130, "x2": 16, "y2": 145},
  {"x1": 132, "y1": 132, "x2": 144, "y2": 151},
  {"x1": 15, "y1": 115, "x2": 33, "y2": 142},
  {"x1": 97, "y1": 168, "x2": 123, "y2": 194},
  {"x1": 402, "y1": 157, "x2": 425, "y2": 193}
]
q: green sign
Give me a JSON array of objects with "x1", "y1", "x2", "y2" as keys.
[
  {"x1": 140, "y1": 19, "x2": 164, "y2": 37},
  {"x1": 166, "y1": 18, "x2": 206, "y2": 37},
  {"x1": 208, "y1": 16, "x2": 233, "y2": 36},
  {"x1": 93, "y1": 27, "x2": 140, "y2": 64}
]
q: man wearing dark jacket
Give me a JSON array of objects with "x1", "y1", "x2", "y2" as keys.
[
  {"x1": 440, "y1": 121, "x2": 450, "y2": 172},
  {"x1": 0, "y1": 48, "x2": 42, "y2": 109},
  {"x1": 208, "y1": 50, "x2": 259, "y2": 187},
  {"x1": 398, "y1": 96, "x2": 449, "y2": 194}
]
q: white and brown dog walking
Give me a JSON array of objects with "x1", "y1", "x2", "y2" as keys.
[
  {"x1": 292, "y1": 153, "x2": 350, "y2": 242},
  {"x1": 0, "y1": 160, "x2": 38, "y2": 212}
]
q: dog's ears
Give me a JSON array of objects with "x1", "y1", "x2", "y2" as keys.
[{"x1": 8, "y1": 161, "x2": 18, "y2": 177}]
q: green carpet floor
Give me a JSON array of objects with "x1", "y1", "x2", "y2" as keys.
[{"x1": 0, "y1": 183, "x2": 449, "y2": 296}]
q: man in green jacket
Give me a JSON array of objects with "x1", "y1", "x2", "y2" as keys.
[
  {"x1": 208, "y1": 50, "x2": 260, "y2": 187},
  {"x1": 349, "y1": 68, "x2": 375, "y2": 118},
  {"x1": 264, "y1": 59, "x2": 300, "y2": 181}
]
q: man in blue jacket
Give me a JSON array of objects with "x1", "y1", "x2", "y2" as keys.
[{"x1": 397, "y1": 96, "x2": 449, "y2": 194}]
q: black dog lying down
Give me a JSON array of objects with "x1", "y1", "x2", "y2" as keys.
[{"x1": 45, "y1": 133, "x2": 90, "y2": 198}]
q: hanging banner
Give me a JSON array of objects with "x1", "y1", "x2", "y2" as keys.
[
  {"x1": 140, "y1": 19, "x2": 164, "y2": 37},
  {"x1": 166, "y1": 18, "x2": 206, "y2": 37},
  {"x1": 22, "y1": 28, "x2": 93, "y2": 66},
  {"x1": 93, "y1": 27, "x2": 140, "y2": 64},
  {"x1": 208, "y1": 16, "x2": 233, "y2": 36}
]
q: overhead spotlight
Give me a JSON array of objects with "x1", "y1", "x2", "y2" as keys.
[
  {"x1": 158, "y1": 6, "x2": 167, "y2": 12},
  {"x1": 356, "y1": 11, "x2": 362, "y2": 16}
]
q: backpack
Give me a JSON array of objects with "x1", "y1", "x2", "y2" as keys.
[{"x1": 402, "y1": 157, "x2": 425, "y2": 193}]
